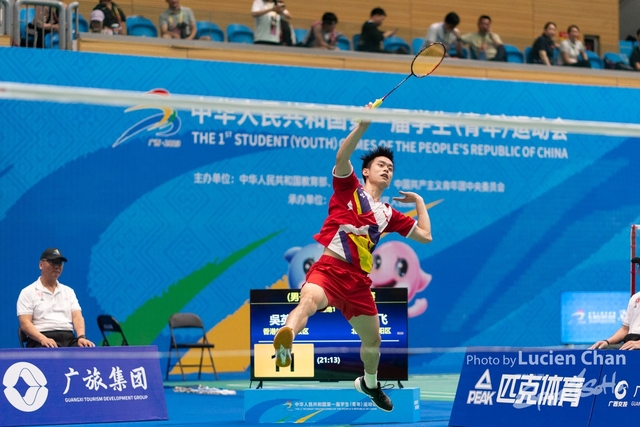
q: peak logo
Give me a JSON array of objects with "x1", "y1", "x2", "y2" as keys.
[
  {"x1": 3, "y1": 362, "x2": 49, "y2": 412},
  {"x1": 467, "y1": 369, "x2": 495, "y2": 405},
  {"x1": 113, "y1": 89, "x2": 182, "y2": 147}
]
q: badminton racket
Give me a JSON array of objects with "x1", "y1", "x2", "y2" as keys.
[{"x1": 372, "y1": 42, "x2": 446, "y2": 108}]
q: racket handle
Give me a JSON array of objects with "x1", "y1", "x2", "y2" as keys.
[{"x1": 356, "y1": 98, "x2": 384, "y2": 124}]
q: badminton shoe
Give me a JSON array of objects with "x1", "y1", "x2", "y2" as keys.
[
  {"x1": 273, "y1": 327, "x2": 294, "y2": 368},
  {"x1": 354, "y1": 376, "x2": 393, "y2": 412}
]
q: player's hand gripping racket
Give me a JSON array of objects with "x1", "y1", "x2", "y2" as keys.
[{"x1": 371, "y1": 42, "x2": 446, "y2": 108}]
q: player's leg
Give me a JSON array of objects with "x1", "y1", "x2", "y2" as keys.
[
  {"x1": 349, "y1": 314, "x2": 393, "y2": 412},
  {"x1": 273, "y1": 282, "x2": 328, "y2": 367}
]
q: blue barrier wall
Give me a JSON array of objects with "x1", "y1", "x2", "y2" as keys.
[{"x1": 1, "y1": 48, "x2": 639, "y2": 373}]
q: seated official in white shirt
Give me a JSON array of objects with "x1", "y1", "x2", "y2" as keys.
[{"x1": 17, "y1": 248, "x2": 95, "y2": 348}]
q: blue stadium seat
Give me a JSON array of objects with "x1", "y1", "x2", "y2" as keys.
[
  {"x1": 585, "y1": 50, "x2": 603, "y2": 69},
  {"x1": 619, "y1": 40, "x2": 636, "y2": 59},
  {"x1": 524, "y1": 46, "x2": 533, "y2": 63},
  {"x1": 603, "y1": 52, "x2": 627, "y2": 65},
  {"x1": 412, "y1": 37, "x2": 425, "y2": 54},
  {"x1": 294, "y1": 28, "x2": 308, "y2": 45},
  {"x1": 383, "y1": 35, "x2": 410, "y2": 53},
  {"x1": 226, "y1": 24, "x2": 253, "y2": 44},
  {"x1": 19, "y1": 8, "x2": 35, "y2": 39},
  {"x1": 449, "y1": 45, "x2": 468, "y2": 59},
  {"x1": 336, "y1": 35, "x2": 350, "y2": 51},
  {"x1": 43, "y1": 32, "x2": 59, "y2": 49},
  {"x1": 73, "y1": 13, "x2": 89, "y2": 33},
  {"x1": 504, "y1": 44, "x2": 524, "y2": 63},
  {"x1": 126, "y1": 16, "x2": 157, "y2": 37},
  {"x1": 352, "y1": 34, "x2": 360, "y2": 51},
  {"x1": 196, "y1": 21, "x2": 224, "y2": 42}
]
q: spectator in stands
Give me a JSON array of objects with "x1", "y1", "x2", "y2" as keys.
[
  {"x1": 90, "y1": 10, "x2": 105, "y2": 33},
  {"x1": 302, "y1": 12, "x2": 340, "y2": 50},
  {"x1": 530, "y1": 22, "x2": 557, "y2": 65},
  {"x1": 251, "y1": 0, "x2": 292, "y2": 46},
  {"x1": 92, "y1": 0, "x2": 126, "y2": 35},
  {"x1": 17, "y1": 248, "x2": 95, "y2": 348},
  {"x1": 358, "y1": 7, "x2": 404, "y2": 54},
  {"x1": 159, "y1": 0, "x2": 197, "y2": 40},
  {"x1": 422, "y1": 12, "x2": 463, "y2": 58},
  {"x1": 460, "y1": 15, "x2": 506, "y2": 61},
  {"x1": 558, "y1": 25, "x2": 591, "y2": 68},
  {"x1": 21, "y1": 5, "x2": 59, "y2": 48},
  {"x1": 630, "y1": 28, "x2": 640, "y2": 71}
]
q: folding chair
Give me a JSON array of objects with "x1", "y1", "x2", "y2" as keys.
[
  {"x1": 18, "y1": 326, "x2": 28, "y2": 348},
  {"x1": 97, "y1": 315, "x2": 129, "y2": 346},
  {"x1": 166, "y1": 313, "x2": 218, "y2": 380}
]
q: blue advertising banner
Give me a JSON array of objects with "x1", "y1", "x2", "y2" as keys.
[
  {"x1": 589, "y1": 352, "x2": 640, "y2": 426},
  {"x1": 0, "y1": 346, "x2": 167, "y2": 426},
  {"x1": 450, "y1": 348, "x2": 636, "y2": 427},
  {"x1": 0, "y1": 48, "x2": 639, "y2": 376},
  {"x1": 561, "y1": 292, "x2": 629, "y2": 344}
]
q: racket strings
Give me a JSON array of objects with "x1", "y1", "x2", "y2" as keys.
[{"x1": 412, "y1": 43, "x2": 446, "y2": 77}]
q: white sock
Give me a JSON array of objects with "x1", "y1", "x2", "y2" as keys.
[{"x1": 364, "y1": 371, "x2": 377, "y2": 389}]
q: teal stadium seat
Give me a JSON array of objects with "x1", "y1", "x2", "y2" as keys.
[
  {"x1": 73, "y1": 13, "x2": 88, "y2": 33},
  {"x1": 619, "y1": 40, "x2": 636, "y2": 60},
  {"x1": 294, "y1": 28, "x2": 308, "y2": 45},
  {"x1": 524, "y1": 46, "x2": 533, "y2": 63},
  {"x1": 336, "y1": 35, "x2": 350, "y2": 50},
  {"x1": 383, "y1": 35, "x2": 410, "y2": 53},
  {"x1": 226, "y1": 24, "x2": 253, "y2": 44},
  {"x1": 585, "y1": 50, "x2": 603, "y2": 69},
  {"x1": 504, "y1": 44, "x2": 524, "y2": 63},
  {"x1": 449, "y1": 45, "x2": 469, "y2": 59},
  {"x1": 196, "y1": 21, "x2": 224, "y2": 42},
  {"x1": 352, "y1": 34, "x2": 360, "y2": 51},
  {"x1": 126, "y1": 16, "x2": 158, "y2": 37},
  {"x1": 43, "y1": 32, "x2": 59, "y2": 49},
  {"x1": 603, "y1": 52, "x2": 628, "y2": 67},
  {"x1": 412, "y1": 37, "x2": 425, "y2": 54},
  {"x1": 19, "y1": 7, "x2": 35, "y2": 40}
]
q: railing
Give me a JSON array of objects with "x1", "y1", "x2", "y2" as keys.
[
  {"x1": 65, "y1": 0, "x2": 77, "y2": 50},
  {"x1": 13, "y1": 0, "x2": 66, "y2": 49},
  {"x1": 0, "y1": 0, "x2": 13, "y2": 36}
]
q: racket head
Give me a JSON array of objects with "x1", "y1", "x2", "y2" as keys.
[{"x1": 411, "y1": 42, "x2": 446, "y2": 78}]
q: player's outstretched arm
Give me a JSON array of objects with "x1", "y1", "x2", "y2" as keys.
[
  {"x1": 335, "y1": 105, "x2": 372, "y2": 176},
  {"x1": 393, "y1": 191, "x2": 432, "y2": 244}
]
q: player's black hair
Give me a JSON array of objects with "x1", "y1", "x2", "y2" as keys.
[
  {"x1": 478, "y1": 15, "x2": 491, "y2": 23},
  {"x1": 544, "y1": 21, "x2": 556, "y2": 31},
  {"x1": 360, "y1": 146, "x2": 394, "y2": 182}
]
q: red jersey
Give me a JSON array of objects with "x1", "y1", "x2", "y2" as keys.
[{"x1": 314, "y1": 169, "x2": 417, "y2": 273}]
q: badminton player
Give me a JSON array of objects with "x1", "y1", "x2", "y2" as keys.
[{"x1": 273, "y1": 105, "x2": 433, "y2": 411}]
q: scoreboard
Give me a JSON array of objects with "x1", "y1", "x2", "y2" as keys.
[{"x1": 250, "y1": 288, "x2": 408, "y2": 382}]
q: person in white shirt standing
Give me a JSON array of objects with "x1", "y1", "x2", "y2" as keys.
[
  {"x1": 422, "y1": 12, "x2": 463, "y2": 57},
  {"x1": 251, "y1": 0, "x2": 292, "y2": 45},
  {"x1": 17, "y1": 248, "x2": 95, "y2": 348}
]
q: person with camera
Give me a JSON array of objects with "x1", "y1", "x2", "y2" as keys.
[
  {"x1": 92, "y1": 0, "x2": 126, "y2": 35},
  {"x1": 160, "y1": 0, "x2": 197, "y2": 40},
  {"x1": 251, "y1": 0, "x2": 292, "y2": 45}
]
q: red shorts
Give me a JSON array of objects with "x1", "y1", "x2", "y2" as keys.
[{"x1": 304, "y1": 255, "x2": 376, "y2": 320}]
